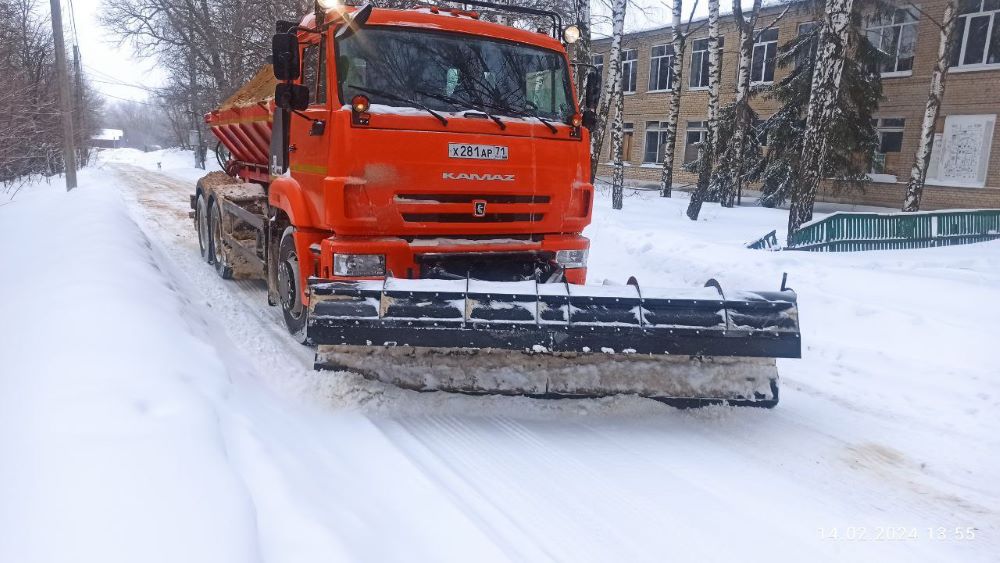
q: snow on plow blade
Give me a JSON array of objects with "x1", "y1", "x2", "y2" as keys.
[{"x1": 308, "y1": 278, "x2": 800, "y2": 405}]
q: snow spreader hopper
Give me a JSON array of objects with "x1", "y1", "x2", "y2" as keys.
[{"x1": 193, "y1": 1, "x2": 801, "y2": 407}]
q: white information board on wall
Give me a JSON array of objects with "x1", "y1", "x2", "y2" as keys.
[{"x1": 928, "y1": 114, "x2": 995, "y2": 188}]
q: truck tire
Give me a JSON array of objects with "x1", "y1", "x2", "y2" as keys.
[
  {"x1": 195, "y1": 193, "x2": 213, "y2": 264},
  {"x1": 209, "y1": 199, "x2": 233, "y2": 280},
  {"x1": 277, "y1": 226, "x2": 308, "y2": 342}
]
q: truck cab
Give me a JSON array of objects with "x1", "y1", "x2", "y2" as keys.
[
  {"x1": 200, "y1": 2, "x2": 599, "y2": 337},
  {"x1": 273, "y1": 5, "x2": 594, "y2": 281}
]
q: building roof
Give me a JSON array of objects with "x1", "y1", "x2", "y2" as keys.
[{"x1": 92, "y1": 129, "x2": 124, "y2": 141}]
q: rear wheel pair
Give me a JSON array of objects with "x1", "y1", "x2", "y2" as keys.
[
  {"x1": 194, "y1": 193, "x2": 231, "y2": 279},
  {"x1": 197, "y1": 194, "x2": 306, "y2": 341}
]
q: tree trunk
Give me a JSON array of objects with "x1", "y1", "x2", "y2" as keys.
[
  {"x1": 903, "y1": 1, "x2": 957, "y2": 212},
  {"x1": 590, "y1": 0, "x2": 628, "y2": 181},
  {"x1": 611, "y1": 84, "x2": 625, "y2": 209},
  {"x1": 686, "y1": 0, "x2": 721, "y2": 220},
  {"x1": 659, "y1": 0, "x2": 685, "y2": 198},
  {"x1": 574, "y1": 0, "x2": 593, "y2": 107},
  {"x1": 787, "y1": 0, "x2": 854, "y2": 239},
  {"x1": 719, "y1": 0, "x2": 761, "y2": 208}
]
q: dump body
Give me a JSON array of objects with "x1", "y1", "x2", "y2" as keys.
[{"x1": 207, "y1": 66, "x2": 276, "y2": 183}]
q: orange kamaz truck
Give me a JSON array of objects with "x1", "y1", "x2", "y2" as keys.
[{"x1": 193, "y1": 1, "x2": 800, "y2": 406}]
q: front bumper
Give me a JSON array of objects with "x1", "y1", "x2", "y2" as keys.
[{"x1": 314, "y1": 233, "x2": 590, "y2": 283}]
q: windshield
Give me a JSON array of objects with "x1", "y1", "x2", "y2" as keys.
[{"x1": 336, "y1": 27, "x2": 574, "y2": 122}]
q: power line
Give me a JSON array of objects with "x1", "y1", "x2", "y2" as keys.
[
  {"x1": 61, "y1": 0, "x2": 79, "y2": 48},
  {"x1": 88, "y1": 77, "x2": 166, "y2": 93},
  {"x1": 83, "y1": 64, "x2": 167, "y2": 92},
  {"x1": 99, "y1": 91, "x2": 158, "y2": 105}
]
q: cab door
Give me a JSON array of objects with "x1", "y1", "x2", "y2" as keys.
[{"x1": 288, "y1": 36, "x2": 333, "y2": 226}]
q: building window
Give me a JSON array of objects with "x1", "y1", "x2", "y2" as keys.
[
  {"x1": 874, "y1": 118, "x2": 906, "y2": 153},
  {"x1": 750, "y1": 28, "x2": 779, "y2": 84},
  {"x1": 592, "y1": 54, "x2": 604, "y2": 75},
  {"x1": 871, "y1": 118, "x2": 905, "y2": 175},
  {"x1": 796, "y1": 22, "x2": 820, "y2": 68},
  {"x1": 867, "y1": 8, "x2": 918, "y2": 75},
  {"x1": 591, "y1": 53, "x2": 604, "y2": 91},
  {"x1": 689, "y1": 37, "x2": 724, "y2": 89},
  {"x1": 643, "y1": 121, "x2": 669, "y2": 163},
  {"x1": 684, "y1": 121, "x2": 707, "y2": 163},
  {"x1": 623, "y1": 122, "x2": 634, "y2": 161},
  {"x1": 621, "y1": 49, "x2": 638, "y2": 92},
  {"x1": 950, "y1": 0, "x2": 1000, "y2": 69},
  {"x1": 648, "y1": 45, "x2": 676, "y2": 91}
]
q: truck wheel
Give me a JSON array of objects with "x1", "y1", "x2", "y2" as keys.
[
  {"x1": 277, "y1": 226, "x2": 308, "y2": 342},
  {"x1": 195, "y1": 193, "x2": 213, "y2": 264},
  {"x1": 209, "y1": 199, "x2": 233, "y2": 280}
]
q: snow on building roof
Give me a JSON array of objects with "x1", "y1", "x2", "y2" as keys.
[{"x1": 92, "y1": 129, "x2": 124, "y2": 141}]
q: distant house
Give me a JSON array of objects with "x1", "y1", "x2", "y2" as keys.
[{"x1": 91, "y1": 129, "x2": 124, "y2": 149}]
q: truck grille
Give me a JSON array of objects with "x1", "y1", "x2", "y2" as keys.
[
  {"x1": 395, "y1": 193, "x2": 549, "y2": 225},
  {"x1": 395, "y1": 194, "x2": 550, "y2": 204},
  {"x1": 402, "y1": 213, "x2": 543, "y2": 223}
]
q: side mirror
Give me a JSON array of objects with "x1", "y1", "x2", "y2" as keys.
[
  {"x1": 275, "y1": 83, "x2": 310, "y2": 111},
  {"x1": 272, "y1": 33, "x2": 300, "y2": 81},
  {"x1": 582, "y1": 110, "x2": 597, "y2": 130},
  {"x1": 335, "y1": 4, "x2": 373, "y2": 40},
  {"x1": 584, "y1": 70, "x2": 600, "y2": 111}
]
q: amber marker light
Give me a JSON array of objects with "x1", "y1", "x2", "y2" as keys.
[{"x1": 351, "y1": 95, "x2": 370, "y2": 113}]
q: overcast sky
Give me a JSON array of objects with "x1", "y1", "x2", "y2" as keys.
[
  {"x1": 70, "y1": 0, "x2": 166, "y2": 103},
  {"x1": 69, "y1": 0, "x2": 766, "y2": 104}
]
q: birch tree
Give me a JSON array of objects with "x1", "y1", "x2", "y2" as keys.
[
  {"x1": 590, "y1": 0, "x2": 628, "y2": 179},
  {"x1": 685, "y1": 0, "x2": 722, "y2": 220},
  {"x1": 611, "y1": 78, "x2": 625, "y2": 209},
  {"x1": 786, "y1": 0, "x2": 855, "y2": 238},
  {"x1": 714, "y1": 0, "x2": 789, "y2": 207},
  {"x1": 902, "y1": 1, "x2": 958, "y2": 212},
  {"x1": 572, "y1": 0, "x2": 593, "y2": 105},
  {"x1": 658, "y1": 0, "x2": 691, "y2": 197},
  {"x1": 758, "y1": 2, "x2": 880, "y2": 209}
]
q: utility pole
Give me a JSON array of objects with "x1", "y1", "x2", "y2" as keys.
[
  {"x1": 49, "y1": 0, "x2": 77, "y2": 190},
  {"x1": 73, "y1": 45, "x2": 84, "y2": 165}
]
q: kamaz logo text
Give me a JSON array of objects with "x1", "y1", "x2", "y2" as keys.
[{"x1": 442, "y1": 172, "x2": 515, "y2": 182}]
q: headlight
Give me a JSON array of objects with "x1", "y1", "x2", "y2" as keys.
[
  {"x1": 334, "y1": 254, "x2": 385, "y2": 277},
  {"x1": 555, "y1": 249, "x2": 588, "y2": 268},
  {"x1": 563, "y1": 25, "x2": 581, "y2": 44}
]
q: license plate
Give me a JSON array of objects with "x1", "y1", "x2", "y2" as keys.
[{"x1": 448, "y1": 143, "x2": 508, "y2": 160}]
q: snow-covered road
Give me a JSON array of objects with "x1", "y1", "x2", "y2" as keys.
[{"x1": 2, "y1": 150, "x2": 997, "y2": 563}]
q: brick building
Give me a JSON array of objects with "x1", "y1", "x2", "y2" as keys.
[{"x1": 591, "y1": 0, "x2": 1000, "y2": 209}]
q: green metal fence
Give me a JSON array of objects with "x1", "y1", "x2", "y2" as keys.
[
  {"x1": 784, "y1": 209, "x2": 1000, "y2": 252},
  {"x1": 746, "y1": 229, "x2": 779, "y2": 250}
]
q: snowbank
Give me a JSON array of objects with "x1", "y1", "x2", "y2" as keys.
[{"x1": 0, "y1": 170, "x2": 263, "y2": 562}]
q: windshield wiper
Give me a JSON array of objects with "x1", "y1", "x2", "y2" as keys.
[
  {"x1": 495, "y1": 104, "x2": 559, "y2": 134},
  {"x1": 348, "y1": 83, "x2": 448, "y2": 126},
  {"x1": 414, "y1": 89, "x2": 505, "y2": 131}
]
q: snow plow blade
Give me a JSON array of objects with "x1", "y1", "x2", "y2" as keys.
[{"x1": 308, "y1": 278, "x2": 800, "y2": 406}]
